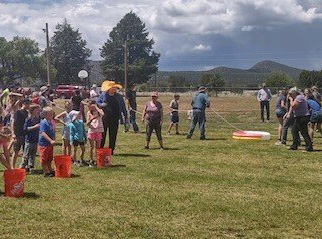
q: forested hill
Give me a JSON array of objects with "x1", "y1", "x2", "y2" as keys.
[
  {"x1": 87, "y1": 60, "x2": 303, "y2": 86},
  {"x1": 157, "y1": 60, "x2": 303, "y2": 86}
]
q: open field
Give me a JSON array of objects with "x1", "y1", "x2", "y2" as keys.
[{"x1": 1, "y1": 95, "x2": 322, "y2": 239}]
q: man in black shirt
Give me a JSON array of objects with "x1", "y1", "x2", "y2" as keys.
[
  {"x1": 126, "y1": 83, "x2": 139, "y2": 133},
  {"x1": 12, "y1": 98, "x2": 31, "y2": 168}
]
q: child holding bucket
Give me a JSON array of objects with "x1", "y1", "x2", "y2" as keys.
[
  {"x1": 68, "y1": 110, "x2": 87, "y2": 166},
  {"x1": 55, "y1": 101, "x2": 72, "y2": 155},
  {"x1": 19, "y1": 104, "x2": 40, "y2": 173},
  {"x1": 39, "y1": 106, "x2": 55, "y2": 177},
  {"x1": 86, "y1": 100, "x2": 104, "y2": 167}
]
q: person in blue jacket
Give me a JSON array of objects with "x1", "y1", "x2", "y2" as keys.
[
  {"x1": 305, "y1": 88, "x2": 322, "y2": 142},
  {"x1": 187, "y1": 86, "x2": 210, "y2": 140}
]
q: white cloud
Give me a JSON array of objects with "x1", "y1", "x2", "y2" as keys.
[
  {"x1": 192, "y1": 44, "x2": 212, "y2": 51},
  {"x1": 241, "y1": 25, "x2": 254, "y2": 32},
  {"x1": 1, "y1": 0, "x2": 322, "y2": 69}
]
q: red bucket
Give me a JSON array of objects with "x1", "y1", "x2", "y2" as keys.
[
  {"x1": 54, "y1": 155, "x2": 72, "y2": 178},
  {"x1": 96, "y1": 148, "x2": 112, "y2": 168},
  {"x1": 4, "y1": 169, "x2": 26, "y2": 197}
]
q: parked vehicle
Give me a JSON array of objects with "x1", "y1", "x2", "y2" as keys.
[
  {"x1": 55, "y1": 85, "x2": 90, "y2": 99},
  {"x1": 55, "y1": 85, "x2": 79, "y2": 99}
]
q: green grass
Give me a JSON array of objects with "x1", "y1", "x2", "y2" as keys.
[{"x1": 1, "y1": 96, "x2": 322, "y2": 238}]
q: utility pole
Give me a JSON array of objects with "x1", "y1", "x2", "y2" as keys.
[
  {"x1": 124, "y1": 40, "x2": 128, "y2": 99},
  {"x1": 45, "y1": 23, "x2": 51, "y2": 87}
]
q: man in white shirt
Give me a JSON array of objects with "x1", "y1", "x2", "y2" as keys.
[
  {"x1": 257, "y1": 83, "x2": 272, "y2": 123},
  {"x1": 90, "y1": 84, "x2": 99, "y2": 100}
]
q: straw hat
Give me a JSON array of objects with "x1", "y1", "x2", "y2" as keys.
[
  {"x1": 198, "y1": 86, "x2": 207, "y2": 92},
  {"x1": 40, "y1": 86, "x2": 49, "y2": 95},
  {"x1": 101, "y1": 81, "x2": 122, "y2": 92}
]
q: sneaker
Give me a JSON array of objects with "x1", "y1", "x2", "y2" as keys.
[
  {"x1": 79, "y1": 161, "x2": 88, "y2": 167},
  {"x1": 89, "y1": 162, "x2": 96, "y2": 168},
  {"x1": 186, "y1": 135, "x2": 191, "y2": 139},
  {"x1": 275, "y1": 141, "x2": 283, "y2": 146},
  {"x1": 200, "y1": 136, "x2": 206, "y2": 140},
  {"x1": 25, "y1": 167, "x2": 30, "y2": 173},
  {"x1": 144, "y1": 146, "x2": 149, "y2": 149},
  {"x1": 160, "y1": 146, "x2": 164, "y2": 150}
]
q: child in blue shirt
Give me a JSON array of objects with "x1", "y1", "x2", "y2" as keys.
[
  {"x1": 68, "y1": 110, "x2": 87, "y2": 166},
  {"x1": 39, "y1": 106, "x2": 55, "y2": 177},
  {"x1": 19, "y1": 104, "x2": 40, "y2": 173}
]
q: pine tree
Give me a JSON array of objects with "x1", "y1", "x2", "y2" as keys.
[
  {"x1": 51, "y1": 19, "x2": 91, "y2": 85},
  {"x1": 100, "y1": 12, "x2": 160, "y2": 84}
]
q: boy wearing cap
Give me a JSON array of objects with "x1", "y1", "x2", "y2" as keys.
[
  {"x1": 167, "y1": 94, "x2": 180, "y2": 135},
  {"x1": 11, "y1": 98, "x2": 31, "y2": 168},
  {"x1": 19, "y1": 104, "x2": 40, "y2": 173},
  {"x1": 68, "y1": 110, "x2": 87, "y2": 166}
]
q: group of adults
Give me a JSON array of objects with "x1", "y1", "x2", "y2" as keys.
[{"x1": 258, "y1": 83, "x2": 321, "y2": 152}]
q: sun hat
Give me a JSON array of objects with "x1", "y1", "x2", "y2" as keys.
[
  {"x1": 101, "y1": 81, "x2": 122, "y2": 92},
  {"x1": 40, "y1": 86, "x2": 49, "y2": 95},
  {"x1": 69, "y1": 110, "x2": 80, "y2": 122},
  {"x1": 151, "y1": 92, "x2": 158, "y2": 97},
  {"x1": 198, "y1": 86, "x2": 207, "y2": 92}
]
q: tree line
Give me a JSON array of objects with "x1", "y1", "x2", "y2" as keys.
[{"x1": 0, "y1": 12, "x2": 159, "y2": 88}]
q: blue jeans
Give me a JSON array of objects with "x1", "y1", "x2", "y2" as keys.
[
  {"x1": 282, "y1": 115, "x2": 300, "y2": 145},
  {"x1": 260, "y1": 101, "x2": 270, "y2": 121},
  {"x1": 129, "y1": 110, "x2": 139, "y2": 132},
  {"x1": 19, "y1": 142, "x2": 37, "y2": 169},
  {"x1": 187, "y1": 110, "x2": 206, "y2": 138}
]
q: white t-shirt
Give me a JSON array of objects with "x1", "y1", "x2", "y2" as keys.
[{"x1": 90, "y1": 89, "x2": 99, "y2": 100}]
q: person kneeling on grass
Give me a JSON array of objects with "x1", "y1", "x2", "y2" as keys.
[
  {"x1": 68, "y1": 110, "x2": 87, "y2": 167},
  {"x1": 19, "y1": 104, "x2": 40, "y2": 173},
  {"x1": 167, "y1": 94, "x2": 180, "y2": 135},
  {"x1": 39, "y1": 107, "x2": 55, "y2": 177},
  {"x1": 142, "y1": 92, "x2": 164, "y2": 149},
  {"x1": 87, "y1": 101, "x2": 104, "y2": 167}
]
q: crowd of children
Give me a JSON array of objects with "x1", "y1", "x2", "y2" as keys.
[{"x1": 0, "y1": 81, "x2": 212, "y2": 177}]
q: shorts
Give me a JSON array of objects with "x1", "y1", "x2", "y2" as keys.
[
  {"x1": 39, "y1": 145, "x2": 53, "y2": 163},
  {"x1": 276, "y1": 109, "x2": 286, "y2": 118},
  {"x1": 72, "y1": 141, "x2": 85, "y2": 146},
  {"x1": 88, "y1": 132, "x2": 102, "y2": 141},
  {"x1": 310, "y1": 112, "x2": 322, "y2": 124},
  {"x1": 14, "y1": 136, "x2": 25, "y2": 152},
  {"x1": 170, "y1": 114, "x2": 179, "y2": 124}
]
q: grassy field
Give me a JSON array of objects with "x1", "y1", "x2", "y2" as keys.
[{"x1": 1, "y1": 95, "x2": 322, "y2": 239}]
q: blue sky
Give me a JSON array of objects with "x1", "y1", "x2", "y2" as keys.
[{"x1": 1, "y1": 0, "x2": 322, "y2": 71}]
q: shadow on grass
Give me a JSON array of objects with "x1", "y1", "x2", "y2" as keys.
[
  {"x1": 95, "y1": 165, "x2": 126, "y2": 170},
  {"x1": 70, "y1": 174, "x2": 81, "y2": 178},
  {"x1": 0, "y1": 192, "x2": 41, "y2": 199},
  {"x1": 115, "y1": 153, "x2": 151, "y2": 158},
  {"x1": 203, "y1": 138, "x2": 228, "y2": 141},
  {"x1": 150, "y1": 147, "x2": 180, "y2": 151}
]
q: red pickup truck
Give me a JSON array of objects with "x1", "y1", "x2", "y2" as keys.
[{"x1": 55, "y1": 85, "x2": 89, "y2": 99}]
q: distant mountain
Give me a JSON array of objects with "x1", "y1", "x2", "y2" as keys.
[
  {"x1": 157, "y1": 60, "x2": 303, "y2": 87},
  {"x1": 87, "y1": 60, "x2": 303, "y2": 87}
]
